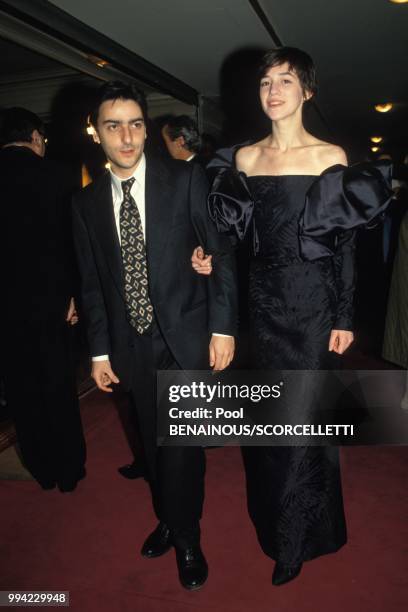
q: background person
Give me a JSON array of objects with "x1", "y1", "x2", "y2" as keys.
[
  {"x1": 0, "y1": 107, "x2": 86, "y2": 492},
  {"x1": 161, "y1": 115, "x2": 202, "y2": 162},
  {"x1": 383, "y1": 208, "x2": 408, "y2": 410}
]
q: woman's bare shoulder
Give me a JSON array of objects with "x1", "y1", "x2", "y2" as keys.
[
  {"x1": 235, "y1": 139, "x2": 267, "y2": 172},
  {"x1": 311, "y1": 140, "x2": 348, "y2": 169}
]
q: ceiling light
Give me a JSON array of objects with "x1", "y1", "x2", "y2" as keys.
[
  {"x1": 370, "y1": 136, "x2": 383, "y2": 143},
  {"x1": 87, "y1": 54, "x2": 110, "y2": 68},
  {"x1": 389, "y1": 1, "x2": 408, "y2": 4},
  {"x1": 375, "y1": 103, "x2": 393, "y2": 113},
  {"x1": 371, "y1": 146, "x2": 380, "y2": 153}
]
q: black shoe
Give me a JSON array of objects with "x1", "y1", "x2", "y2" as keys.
[
  {"x1": 141, "y1": 522, "x2": 172, "y2": 558},
  {"x1": 57, "y1": 467, "x2": 86, "y2": 493},
  {"x1": 175, "y1": 544, "x2": 208, "y2": 591},
  {"x1": 118, "y1": 461, "x2": 146, "y2": 480},
  {"x1": 38, "y1": 479, "x2": 56, "y2": 490},
  {"x1": 272, "y1": 563, "x2": 302, "y2": 586}
]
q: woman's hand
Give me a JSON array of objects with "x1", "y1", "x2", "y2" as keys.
[
  {"x1": 191, "y1": 246, "x2": 213, "y2": 275},
  {"x1": 328, "y1": 330, "x2": 354, "y2": 354}
]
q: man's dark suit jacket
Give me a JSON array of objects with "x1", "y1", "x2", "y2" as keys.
[
  {"x1": 72, "y1": 155, "x2": 237, "y2": 390},
  {"x1": 0, "y1": 146, "x2": 74, "y2": 331},
  {"x1": 0, "y1": 145, "x2": 85, "y2": 485}
]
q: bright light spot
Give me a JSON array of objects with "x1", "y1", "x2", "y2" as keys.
[{"x1": 375, "y1": 103, "x2": 393, "y2": 113}]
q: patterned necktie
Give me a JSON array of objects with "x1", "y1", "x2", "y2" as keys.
[{"x1": 119, "y1": 177, "x2": 153, "y2": 334}]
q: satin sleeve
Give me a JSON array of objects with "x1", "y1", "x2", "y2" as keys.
[
  {"x1": 207, "y1": 144, "x2": 255, "y2": 243},
  {"x1": 299, "y1": 161, "x2": 393, "y2": 260}
]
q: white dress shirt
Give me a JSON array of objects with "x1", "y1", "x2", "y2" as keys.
[{"x1": 111, "y1": 153, "x2": 146, "y2": 243}]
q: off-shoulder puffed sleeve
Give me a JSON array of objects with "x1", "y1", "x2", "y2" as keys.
[
  {"x1": 299, "y1": 161, "x2": 393, "y2": 260},
  {"x1": 207, "y1": 145, "x2": 255, "y2": 241}
]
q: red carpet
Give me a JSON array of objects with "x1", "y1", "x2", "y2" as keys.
[{"x1": 0, "y1": 390, "x2": 407, "y2": 612}]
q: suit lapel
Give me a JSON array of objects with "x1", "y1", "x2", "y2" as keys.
[
  {"x1": 145, "y1": 156, "x2": 175, "y2": 292},
  {"x1": 91, "y1": 172, "x2": 125, "y2": 300}
]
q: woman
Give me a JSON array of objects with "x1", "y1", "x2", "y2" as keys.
[
  {"x1": 383, "y1": 208, "x2": 408, "y2": 408},
  {"x1": 192, "y1": 47, "x2": 392, "y2": 585}
]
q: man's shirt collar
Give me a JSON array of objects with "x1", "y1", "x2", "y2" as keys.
[{"x1": 109, "y1": 153, "x2": 146, "y2": 200}]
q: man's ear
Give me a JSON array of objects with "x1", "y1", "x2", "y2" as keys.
[
  {"x1": 92, "y1": 128, "x2": 100, "y2": 144},
  {"x1": 31, "y1": 129, "x2": 42, "y2": 145},
  {"x1": 176, "y1": 135, "x2": 186, "y2": 149}
]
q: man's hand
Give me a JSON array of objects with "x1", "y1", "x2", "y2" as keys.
[
  {"x1": 66, "y1": 297, "x2": 79, "y2": 325},
  {"x1": 191, "y1": 246, "x2": 212, "y2": 275},
  {"x1": 328, "y1": 330, "x2": 354, "y2": 354},
  {"x1": 209, "y1": 335, "x2": 235, "y2": 371},
  {"x1": 92, "y1": 360, "x2": 120, "y2": 393}
]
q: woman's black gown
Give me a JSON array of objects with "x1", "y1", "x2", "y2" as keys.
[{"x1": 208, "y1": 150, "x2": 393, "y2": 565}]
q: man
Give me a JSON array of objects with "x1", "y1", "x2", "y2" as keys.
[
  {"x1": 0, "y1": 107, "x2": 86, "y2": 492},
  {"x1": 72, "y1": 82, "x2": 237, "y2": 590},
  {"x1": 118, "y1": 114, "x2": 207, "y2": 482},
  {"x1": 120, "y1": 114, "x2": 207, "y2": 482},
  {"x1": 161, "y1": 115, "x2": 201, "y2": 162}
]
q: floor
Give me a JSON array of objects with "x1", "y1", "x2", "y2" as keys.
[{"x1": 0, "y1": 388, "x2": 407, "y2": 612}]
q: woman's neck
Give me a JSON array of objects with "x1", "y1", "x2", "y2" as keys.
[{"x1": 268, "y1": 116, "x2": 310, "y2": 151}]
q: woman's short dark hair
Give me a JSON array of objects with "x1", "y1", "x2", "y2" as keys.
[
  {"x1": 0, "y1": 107, "x2": 45, "y2": 145},
  {"x1": 90, "y1": 81, "x2": 148, "y2": 127},
  {"x1": 165, "y1": 115, "x2": 201, "y2": 154},
  {"x1": 258, "y1": 47, "x2": 317, "y2": 96}
]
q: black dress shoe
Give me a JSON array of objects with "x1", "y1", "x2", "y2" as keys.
[
  {"x1": 57, "y1": 467, "x2": 86, "y2": 493},
  {"x1": 118, "y1": 461, "x2": 146, "y2": 480},
  {"x1": 272, "y1": 562, "x2": 302, "y2": 586},
  {"x1": 38, "y1": 479, "x2": 56, "y2": 490},
  {"x1": 141, "y1": 523, "x2": 172, "y2": 558},
  {"x1": 175, "y1": 544, "x2": 208, "y2": 591}
]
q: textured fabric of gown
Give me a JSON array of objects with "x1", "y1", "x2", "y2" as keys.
[
  {"x1": 244, "y1": 175, "x2": 350, "y2": 565},
  {"x1": 207, "y1": 149, "x2": 393, "y2": 565}
]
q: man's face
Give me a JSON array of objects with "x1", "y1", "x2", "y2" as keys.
[
  {"x1": 31, "y1": 130, "x2": 46, "y2": 158},
  {"x1": 93, "y1": 98, "x2": 146, "y2": 177},
  {"x1": 161, "y1": 124, "x2": 183, "y2": 159}
]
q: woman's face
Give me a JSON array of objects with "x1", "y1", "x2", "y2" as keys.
[{"x1": 259, "y1": 62, "x2": 309, "y2": 122}]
